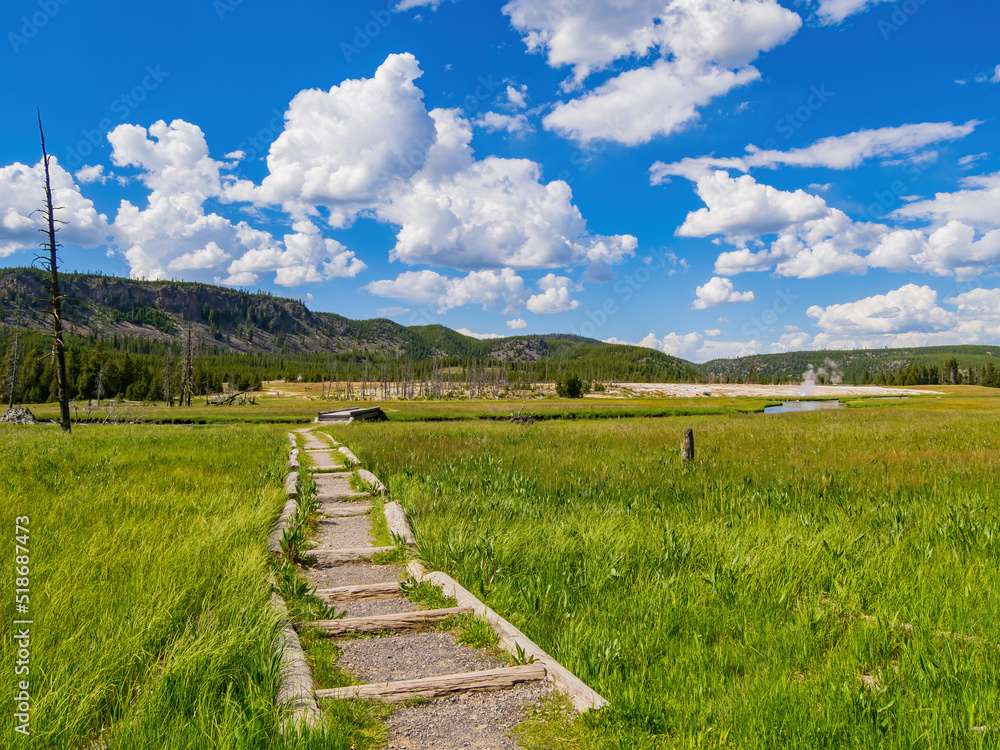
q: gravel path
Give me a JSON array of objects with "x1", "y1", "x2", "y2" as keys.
[
  {"x1": 337, "y1": 596, "x2": 418, "y2": 619},
  {"x1": 299, "y1": 434, "x2": 328, "y2": 450},
  {"x1": 314, "y1": 515, "x2": 372, "y2": 549},
  {"x1": 306, "y1": 450, "x2": 344, "y2": 471},
  {"x1": 384, "y1": 683, "x2": 552, "y2": 750},
  {"x1": 337, "y1": 632, "x2": 507, "y2": 683},
  {"x1": 304, "y1": 562, "x2": 405, "y2": 588},
  {"x1": 315, "y1": 473, "x2": 367, "y2": 499}
]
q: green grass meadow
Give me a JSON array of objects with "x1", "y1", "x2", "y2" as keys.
[
  {"x1": 0, "y1": 425, "x2": 374, "y2": 749},
  {"x1": 3, "y1": 394, "x2": 999, "y2": 748},
  {"x1": 332, "y1": 402, "x2": 1000, "y2": 748}
]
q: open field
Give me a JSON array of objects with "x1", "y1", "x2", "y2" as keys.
[
  {"x1": 605, "y1": 383, "x2": 944, "y2": 398},
  {"x1": 330, "y1": 399, "x2": 1000, "y2": 748},
  {"x1": 20, "y1": 383, "x2": 998, "y2": 426},
  {"x1": 0, "y1": 425, "x2": 369, "y2": 749}
]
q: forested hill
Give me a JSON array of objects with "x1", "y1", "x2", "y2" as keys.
[
  {"x1": 0, "y1": 268, "x2": 699, "y2": 401},
  {"x1": 698, "y1": 345, "x2": 1000, "y2": 384}
]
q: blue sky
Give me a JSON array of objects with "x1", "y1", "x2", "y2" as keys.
[{"x1": 2, "y1": 0, "x2": 999, "y2": 361}]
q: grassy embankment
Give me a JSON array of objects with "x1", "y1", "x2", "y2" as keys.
[
  {"x1": 331, "y1": 400, "x2": 1000, "y2": 748},
  {"x1": 0, "y1": 425, "x2": 380, "y2": 749}
]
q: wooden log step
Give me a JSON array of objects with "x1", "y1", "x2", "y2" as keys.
[
  {"x1": 323, "y1": 502, "x2": 372, "y2": 517},
  {"x1": 304, "y1": 546, "x2": 396, "y2": 564},
  {"x1": 315, "y1": 664, "x2": 546, "y2": 703},
  {"x1": 314, "y1": 582, "x2": 403, "y2": 601},
  {"x1": 304, "y1": 606, "x2": 472, "y2": 636},
  {"x1": 407, "y1": 562, "x2": 609, "y2": 712}
]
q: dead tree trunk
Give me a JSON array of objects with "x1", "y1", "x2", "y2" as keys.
[
  {"x1": 681, "y1": 428, "x2": 695, "y2": 464},
  {"x1": 181, "y1": 325, "x2": 195, "y2": 406},
  {"x1": 4, "y1": 330, "x2": 21, "y2": 410},
  {"x1": 37, "y1": 113, "x2": 71, "y2": 433}
]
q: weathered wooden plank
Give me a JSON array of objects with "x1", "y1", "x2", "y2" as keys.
[
  {"x1": 267, "y1": 499, "x2": 300, "y2": 556},
  {"x1": 323, "y1": 501, "x2": 372, "y2": 517},
  {"x1": 304, "y1": 606, "x2": 471, "y2": 635},
  {"x1": 271, "y1": 593, "x2": 324, "y2": 730},
  {"x1": 384, "y1": 502, "x2": 416, "y2": 545},
  {"x1": 315, "y1": 664, "x2": 546, "y2": 702},
  {"x1": 357, "y1": 468, "x2": 387, "y2": 494},
  {"x1": 304, "y1": 546, "x2": 396, "y2": 564},
  {"x1": 314, "y1": 582, "x2": 403, "y2": 601},
  {"x1": 406, "y1": 562, "x2": 608, "y2": 713}
]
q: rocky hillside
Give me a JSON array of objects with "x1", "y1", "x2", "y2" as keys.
[{"x1": 0, "y1": 268, "x2": 699, "y2": 381}]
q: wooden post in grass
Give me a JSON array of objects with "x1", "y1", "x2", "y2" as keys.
[{"x1": 681, "y1": 428, "x2": 694, "y2": 464}]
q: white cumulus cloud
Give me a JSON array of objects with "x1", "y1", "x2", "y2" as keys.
[
  {"x1": 224, "y1": 53, "x2": 438, "y2": 226},
  {"x1": 110, "y1": 119, "x2": 362, "y2": 286},
  {"x1": 526, "y1": 273, "x2": 579, "y2": 313},
  {"x1": 692, "y1": 276, "x2": 755, "y2": 309},
  {"x1": 806, "y1": 284, "x2": 956, "y2": 336},
  {"x1": 0, "y1": 158, "x2": 110, "y2": 256},
  {"x1": 679, "y1": 172, "x2": 830, "y2": 238},
  {"x1": 473, "y1": 112, "x2": 533, "y2": 138},
  {"x1": 364, "y1": 268, "x2": 527, "y2": 313},
  {"x1": 380, "y1": 108, "x2": 636, "y2": 271},
  {"x1": 505, "y1": 0, "x2": 801, "y2": 145}
]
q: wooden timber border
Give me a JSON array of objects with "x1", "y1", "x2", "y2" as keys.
[{"x1": 272, "y1": 427, "x2": 608, "y2": 727}]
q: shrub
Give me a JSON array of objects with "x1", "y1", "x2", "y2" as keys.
[{"x1": 555, "y1": 375, "x2": 584, "y2": 398}]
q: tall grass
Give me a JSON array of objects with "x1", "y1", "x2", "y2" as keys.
[
  {"x1": 0, "y1": 425, "x2": 356, "y2": 749},
  {"x1": 335, "y1": 405, "x2": 1000, "y2": 748}
]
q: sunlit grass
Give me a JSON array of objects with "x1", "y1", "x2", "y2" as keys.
[
  {"x1": 0, "y1": 425, "x2": 367, "y2": 749},
  {"x1": 332, "y1": 402, "x2": 1000, "y2": 748}
]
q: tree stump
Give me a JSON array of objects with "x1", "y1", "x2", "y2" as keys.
[{"x1": 681, "y1": 428, "x2": 694, "y2": 464}]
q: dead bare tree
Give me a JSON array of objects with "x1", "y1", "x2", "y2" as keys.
[
  {"x1": 3, "y1": 330, "x2": 21, "y2": 410},
  {"x1": 93, "y1": 363, "x2": 105, "y2": 406},
  {"x1": 509, "y1": 402, "x2": 536, "y2": 425},
  {"x1": 161, "y1": 356, "x2": 174, "y2": 406},
  {"x1": 36, "y1": 112, "x2": 71, "y2": 433},
  {"x1": 181, "y1": 325, "x2": 195, "y2": 406}
]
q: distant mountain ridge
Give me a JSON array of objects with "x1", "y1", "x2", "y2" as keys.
[
  {"x1": 0, "y1": 267, "x2": 697, "y2": 382},
  {"x1": 1, "y1": 267, "x2": 995, "y2": 385}
]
